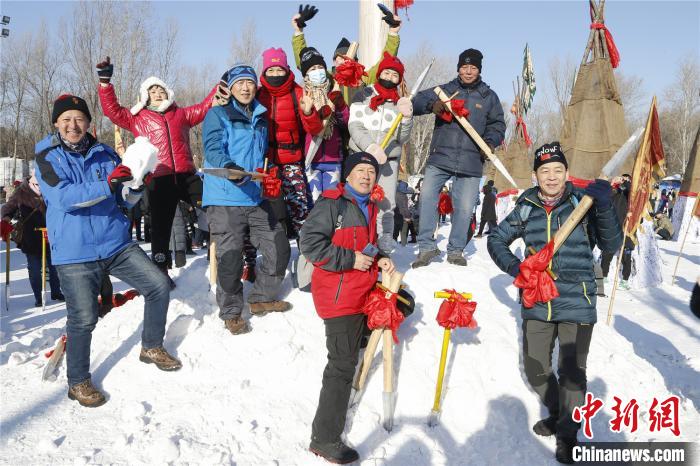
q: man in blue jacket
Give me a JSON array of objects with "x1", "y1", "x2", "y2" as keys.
[
  {"x1": 411, "y1": 48, "x2": 505, "y2": 268},
  {"x1": 203, "y1": 65, "x2": 291, "y2": 336},
  {"x1": 487, "y1": 143, "x2": 622, "y2": 464},
  {"x1": 34, "y1": 94, "x2": 180, "y2": 408}
]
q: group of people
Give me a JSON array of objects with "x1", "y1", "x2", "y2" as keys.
[{"x1": 0, "y1": 5, "x2": 640, "y2": 465}]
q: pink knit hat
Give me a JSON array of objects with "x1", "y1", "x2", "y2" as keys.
[{"x1": 262, "y1": 48, "x2": 289, "y2": 72}]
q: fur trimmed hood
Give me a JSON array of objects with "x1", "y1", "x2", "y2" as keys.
[{"x1": 130, "y1": 76, "x2": 175, "y2": 115}]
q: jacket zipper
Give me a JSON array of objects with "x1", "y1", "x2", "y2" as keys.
[
  {"x1": 334, "y1": 273, "x2": 344, "y2": 303},
  {"x1": 526, "y1": 198, "x2": 554, "y2": 321},
  {"x1": 162, "y1": 115, "x2": 177, "y2": 182},
  {"x1": 582, "y1": 282, "x2": 591, "y2": 305}
]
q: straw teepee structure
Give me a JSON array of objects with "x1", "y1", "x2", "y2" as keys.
[
  {"x1": 560, "y1": 0, "x2": 631, "y2": 179},
  {"x1": 671, "y1": 124, "x2": 700, "y2": 239}
]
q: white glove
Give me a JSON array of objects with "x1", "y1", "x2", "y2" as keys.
[{"x1": 366, "y1": 143, "x2": 387, "y2": 164}]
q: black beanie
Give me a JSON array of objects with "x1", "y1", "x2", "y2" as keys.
[
  {"x1": 334, "y1": 37, "x2": 351, "y2": 59},
  {"x1": 299, "y1": 47, "x2": 327, "y2": 77},
  {"x1": 457, "y1": 48, "x2": 483, "y2": 71},
  {"x1": 52, "y1": 94, "x2": 92, "y2": 123},
  {"x1": 342, "y1": 151, "x2": 380, "y2": 182},
  {"x1": 534, "y1": 141, "x2": 568, "y2": 171}
]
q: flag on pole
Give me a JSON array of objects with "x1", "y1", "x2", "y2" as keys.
[
  {"x1": 625, "y1": 96, "x2": 666, "y2": 243},
  {"x1": 521, "y1": 43, "x2": 536, "y2": 114}
]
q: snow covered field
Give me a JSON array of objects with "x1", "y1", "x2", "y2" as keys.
[{"x1": 1, "y1": 225, "x2": 698, "y2": 465}]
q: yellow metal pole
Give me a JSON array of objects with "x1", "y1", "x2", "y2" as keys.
[
  {"x1": 380, "y1": 113, "x2": 403, "y2": 149},
  {"x1": 434, "y1": 291, "x2": 472, "y2": 300},
  {"x1": 431, "y1": 328, "x2": 451, "y2": 412}
]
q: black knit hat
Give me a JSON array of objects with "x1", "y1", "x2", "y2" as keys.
[
  {"x1": 457, "y1": 48, "x2": 483, "y2": 71},
  {"x1": 52, "y1": 94, "x2": 91, "y2": 123},
  {"x1": 299, "y1": 47, "x2": 327, "y2": 77},
  {"x1": 534, "y1": 141, "x2": 568, "y2": 171},
  {"x1": 342, "y1": 151, "x2": 380, "y2": 182},
  {"x1": 334, "y1": 37, "x2": 351, "y2": 59}
]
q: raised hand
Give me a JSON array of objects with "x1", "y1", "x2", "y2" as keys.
[
  {"x1": 96, "y1": 56, "x2": 113, "y2": 84},
  {"x1": 300, "y1": 89, "x2": 314, "y2": 115},
  {"x1": 295, "y1": 4, "x2": 318, "y2": 30}
]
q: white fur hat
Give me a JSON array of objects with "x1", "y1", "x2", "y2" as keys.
[{"x1": 130, "y1": 76, "x2": 175, "y2": 115}]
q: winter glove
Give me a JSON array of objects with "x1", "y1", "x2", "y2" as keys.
[
  {"x1": 213, "y1": 73, "x2": 231, "y2": 107},
  {"x1": 295, "y1": 4, "x2": 319, "y2": 29},
  {"x1": 585, "y1": 178, "x2": 613, "y2": 210},
  {"x1": 508, "y1": 262, "x2": 521, "y2": 278},
  {"x1": 377, "y1": 3, "x2": 401, "y2": 28},
  {"x1": 396, "y1": 97, "x2": 413, "y2": 118},
  {"x1": 1, "y1": 219, "x2": 13, "y2": 240},
  {"x1": 432, "y1": 99, "x2": 449, "y2": 117},
  {"x1": 366, "y1": 143, "x2": 388, "y2": 165},
  {"x1": 107, "y1": 164, "x2": 133, "y2": 191},
  {"x1": 96, "y1": 56, "x2": 114, "y2": 84},
  {"x1": 224, "y1": 162, "x2": 251, "y2": 186},
  {"x1": 184, "y1": 173, "x2": 203, "y2": 206}
]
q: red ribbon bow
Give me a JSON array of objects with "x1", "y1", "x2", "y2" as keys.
[
  {"x1": 438, "y1": 99, "x2": 470, "y2": 123},
  {"x1": 370, "y1": 184, "x2": 385, "y2": 203},
  {"x1": 334, "y1": 59, "x2": 367, "y2": 87},
  {"x1": 256, "y1": 166, "x2": 282, "y2": 198},
  {"x1": 516, "y1": 117, "x2": 533, "y2": 147},
  {"x1": 436, "y1": 290, "x2": 478, "y2": 329},
  {"x1": 363, "y1": 287, "x2": 405, "y2": 343},
  {"x1": 513, "y1": 241, "x2": 560, "y2": 308},
  {"x1": 590, "y1": 23, "x2": 620, "y2": 68}
]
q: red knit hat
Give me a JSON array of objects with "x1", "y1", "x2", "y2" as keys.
[{"x1": 375, "y1": 52, "x2": 404, "y2": 81}]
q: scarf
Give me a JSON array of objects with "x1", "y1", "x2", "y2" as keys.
[
  {"x1": 369, "y1": 82, "x2": 400, "y2": 111},
  {"x1": 261, "y1": 73, "x2": 295, "y2": 97},
  {"x1": 60, "y1": 133, "x2": 91, "y2": 155},
  {"x1": 537, "y1": 189, "x2": 565, "y2": 209},
  {"x1": 303, "y1": 76, "x2": 334, "y2": 140},
  {"x1": 345, "y1": 183, "x2": 370, "y2": 223}
]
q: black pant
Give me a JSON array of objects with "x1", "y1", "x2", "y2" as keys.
[
  {"x1": 601, "y1": 237, "x2": 634, "y2": 280},
  {"x1": 522, "y1": 320, "x2": 593, "y2": 438},
  {"x1": 147, "y1": 173, "x2": 201, "y2": 268},
  {"x1": 477, "y1": 217, "x2": 497, "y2": 236},
  {"x1": 312, "y1": 313, "x2": 366, "y2": 443}
]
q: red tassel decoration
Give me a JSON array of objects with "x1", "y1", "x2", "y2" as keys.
[
  {"x1": 513, "y1": 241, "x2": 560, "y2": 308},
  {"x1": 590, "y1": 23, "x2": 620, "y2": 68},
  {"x1": 335, "y1": 59, "x2": 367, "y2": 87},
  {"x1": 436, "y1": 290, "x2": 478, "y2": 329},
  {"x1": 363, "y1": 288, "x2": 405, "y2": 343},
  {"x1": 370, "y1": 184, "x2": 385, "y2": 203}
]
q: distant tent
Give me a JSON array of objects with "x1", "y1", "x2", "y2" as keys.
[{"x1": 560, "y1": 0, "x2": 631, "y2": 179}]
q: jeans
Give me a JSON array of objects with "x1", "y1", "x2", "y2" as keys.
[
  {"x1": 57, "y1": 243, "x2": 171, "y2": 387},
  {"x1": 26, "y1": 253, "x2": 61, "y2": 301},
  {"x1": 417, "y1": 165, "x2": 481, "y2": 254}
]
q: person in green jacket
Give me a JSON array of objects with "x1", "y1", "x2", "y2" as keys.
[{"x1": 291, "y1": 4, "x2": 401, "y2": 106}]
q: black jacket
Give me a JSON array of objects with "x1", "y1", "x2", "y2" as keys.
[{"x1": 1, "y1": 181, "x2": 48, "y2": 256}]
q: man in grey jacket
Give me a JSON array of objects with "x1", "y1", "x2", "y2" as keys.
[
  {"x1": 349, "y1": 52, "x2": 413, "y2": 254},
  {"x1": 411, "y1": 48, "x2": 505, "y2": 267}
]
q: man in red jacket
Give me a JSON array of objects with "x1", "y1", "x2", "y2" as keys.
[
  {"x1": 258, "y1": 47, "x2": 323, "y2": 239},
  {"x1": 299, "y1": 151, "x2": 395, "y2": 464},
  {"x1": 96, "y1": 57, "x2": 217, "y2": 285}
]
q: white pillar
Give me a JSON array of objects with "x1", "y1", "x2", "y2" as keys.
[{"x1": 358, "y1": 0, "x2": 393, "y2": 68}]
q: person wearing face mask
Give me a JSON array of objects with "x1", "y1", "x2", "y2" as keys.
[
  {"x1": 298, "y1": 47, "x2": 350, "y2": 201},
  {"x1": 1, "y1": 171, "x2": 64, "y2": 307},
  {"x1": 96, "y1": 57, "x2": 218, "y2": 287},
  {"x1": 487, "y1": 142, "x2": 622, "y2": 464},
  {"x1": 257, "y1": 47, "x2": 324, "y2": 240},
  {"x1": 411, "y1": 48, "x2": 506, "y2": 268},
  {"x1": 202, "y1": 65, "x2": 292, "y2": 336},
  {"x1": 348, "y1": 52, "x2": 413, "y2": 254},
  {"x1": 600, "y1": 174, "x2": 635, "y2": 290}
]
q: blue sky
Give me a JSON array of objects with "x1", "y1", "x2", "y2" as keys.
[{"x1": 2, "y1": 1, "x2": 699, "y2": 105}]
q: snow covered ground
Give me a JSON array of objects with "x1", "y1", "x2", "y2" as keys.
[{"x1": 1, "y1": 225, "x2": 698, "y2": 465}]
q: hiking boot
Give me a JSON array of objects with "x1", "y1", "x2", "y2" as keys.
[
  {"x1": 618, "y1": 279, "x2": 630, "y2": 290},
  {"x1": 139, "y1": 347, "x2": 182, "y2": 371},
  {"x1": 242, "y1": 265, "x2": 256, "y2": 283},
  {"x1": 447, "y1": 253, "x2": 467, "y2": 266},
  {"x1": 411, "y1": 249, "x2": 440, "y2": 269},
  {"x1": 224, "y1": 316, "x2": 251, "y2": 335},
  {"x1": 68, "y1": 379, "x2": 106, "y2": 407},
  {"x1": 309, "y1": 439, "x2": 359, "y2": 464},
  {"x1": 249, "y1": 301, "x2": 292, "y2": 316},
  {"x1": 51, "y1": 292, "x2": 65, "y2": 301},
  {"x1": 555, "y1": 436, "x2": 577, "y2": 464},
  {"x1": 533, "y1": 416, "x2": 557, "y2": 436}
]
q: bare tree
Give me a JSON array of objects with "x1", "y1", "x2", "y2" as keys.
[
  {"x1": 614, "y1": 70, "x2": 647, "y2": 131},
  {"x1": 547, "y1": 56, "x2": 577, "y2": 119},
  {"x1": 154, "y1": 18, "x2": 180, "y2": 87},
  {"x1": 5, "y1": 34, "x2": 32, "y2": 178},
  {"x1": 229, "y1": 19, "x2": 262, "y2": 72}
]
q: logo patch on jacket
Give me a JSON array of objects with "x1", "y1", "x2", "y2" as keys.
[{"x1": 475, "y1": 103, "x2": 482, "y2": 109}]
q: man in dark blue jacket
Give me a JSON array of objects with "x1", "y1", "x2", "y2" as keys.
[
  {"x1": 487, "y1": 142, "x2": 622, "y2": 464},
  {"x1": 412, "y1": 48, "x2": 505, "y2": 268},
  {"x1": 203, "y1": 65, "x2": 291, "y2": 336},
  {"x1": 35, "y1": 95, "x2": 180, "y2": 408}
]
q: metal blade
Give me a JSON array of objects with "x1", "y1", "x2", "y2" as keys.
[
  {"x1": 305, "y1": 136, "x2": 323, "y2": 168},
  {"x1": 409, "y1": 59, "x2": 435, "y2": 98},
  {"x1": 600, "y1": 127, "x2": 645, "y2": 178}
]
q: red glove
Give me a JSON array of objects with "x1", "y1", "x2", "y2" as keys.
[
  {"x1": 256, "y1": 166, "x2": 282, "y2": 198},
  {"x1": 1, "y1": 220, "x2": 13, "y2": 241},
  {"x1": 107, "y1": 164, "x2": 133, "y2": 191}
]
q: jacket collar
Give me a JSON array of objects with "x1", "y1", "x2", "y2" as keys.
[
  {"x1": 452, "y1": 77, "x2": 490, "y2": 97},
  {"x1": 223, "y1": 98, "x2": 267, "y2": 123}
]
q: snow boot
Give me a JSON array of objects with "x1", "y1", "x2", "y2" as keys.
[
  {"x1": 309, "y1": 439, "x2": 359, "y2": 464},
  {"x1": 242, "y1": 264, "x2": 256, "y2": 283},
  {"x1": 51, "y1": 292, "x2": 65, "y2": 301},
  {"x1": 555, "y1": 436, "x2": 577, "y2": 464},
  {"x1": 249, "y1": 301, "x2": 292, "y2": 316},
  {"x1": 68, "y1": 379, "x2": 106, "y2": 408},
  {"x1": 447, "y1": 253, "x2": 467, "y2": 266},
  {"x1": 224, "y1": 316, "x2": 251, "y2": 335},
  {"x1": 533, "y1": 416, "x2": 557, "y2": 436},
  {"x1": 411, "y1": 249, "x2": 441, "y2": 269},
  {"x1": 175, "y1": 251, "x2": 186, "y2": 268},
  {"x1": 139, "y1": 347, "x2": 182, "y2": 371},
  {"x1": 618, "y1": 279, "x2": 630, "y2": 290}
]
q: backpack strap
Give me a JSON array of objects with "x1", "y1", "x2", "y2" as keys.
[{"x1": 335, "y1": 196, "x2": 348, "y2": 230}]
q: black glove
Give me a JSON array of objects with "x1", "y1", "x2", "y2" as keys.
[
  {"x1": 184, "y1": 174, "x2": 203, "y2": 207},
  {"x1": 377, "y1": 3, "x2": 401, "y2": 28},
  {"x1": 585, "y1": 179, "x2": 613, "y2": 210},
  {"x1": 296, "y1": 4, "x2": 318, "y2": 29},
  {"x1": 96, "y1": 56, "x2": 113, "y2": 84}
]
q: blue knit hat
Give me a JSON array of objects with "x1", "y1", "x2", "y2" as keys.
[{"x1": 224, "y1": 64, "x2": 257, "y2": 87}]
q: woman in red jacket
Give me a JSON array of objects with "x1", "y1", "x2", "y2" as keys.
[
  {"x1": 257, "y1": 47, "x2": 323, "y2": 239},
  {"x1": 96, "y1": 57, "x2": 217, "y2": 283}
]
